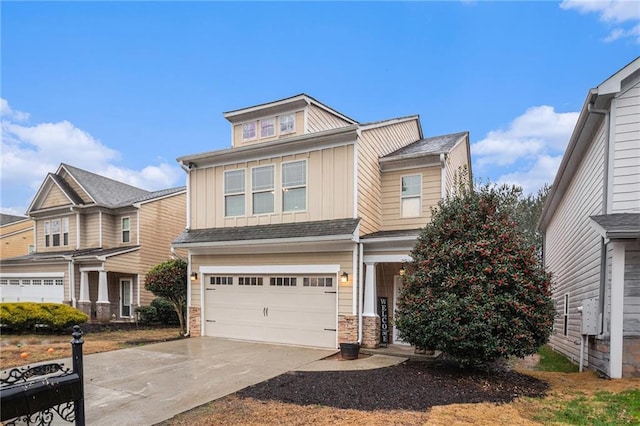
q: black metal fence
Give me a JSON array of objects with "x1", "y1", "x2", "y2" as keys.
[{"x1": 0, "y1": 325, "x2": 85, "y2": 426}]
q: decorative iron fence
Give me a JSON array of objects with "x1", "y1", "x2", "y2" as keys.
[{"x1": 0, "y1": 325, "x2": 85, "y2": 426}]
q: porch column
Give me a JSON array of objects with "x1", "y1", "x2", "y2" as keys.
[
  {"x1": 362, "y1": 262, "x2": 380, "y2": 349},
  {"x1": 97, "y1": 271, "x2": 109, "y2": 303},
  {"x1": 610, "y1": 242, "x2": 624, "y2": 379},
  {"x1": 363, "y1": 262, "x2": 377, "y2": 316},
  {"x1": 79, "y1": 271, "x2": 90, "y2": 303}
]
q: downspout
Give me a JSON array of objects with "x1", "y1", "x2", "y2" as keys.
[
  {"x1": 68, "y1": 258, "x2": 76, "y2": 308},
  {"x1": 358, "y1": 242, "x2": 364, "y2": 344}
]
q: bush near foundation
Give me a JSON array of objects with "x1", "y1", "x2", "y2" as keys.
[
  {"x1": 136, "y1": 298, "x2": 179, "y2": 326},
  {"x1": 0, "y1": 302, "x2": 88, "y2": 332}
]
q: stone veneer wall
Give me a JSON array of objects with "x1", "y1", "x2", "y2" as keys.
[
  {"x1": 338, "y1": 315, "x2": 357, "y2": 343},
  {"x1": 362, "y1": 316, "x2": 380, "y2": 348},
  {"x1": 189, "y1": 307, "x2": 201, "y2": 337}
]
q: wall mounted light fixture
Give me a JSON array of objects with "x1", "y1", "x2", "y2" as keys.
[
  {"x1": 190, "y1": 272, "x2": 198, "y2": 281},
  {"x1": 341, "y1": 272, "x2": 348, "y2": 283}
]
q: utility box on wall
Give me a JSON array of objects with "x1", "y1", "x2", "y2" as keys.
[{"x1": 581, "y1": 298, "x2": 599, "y2": 335}]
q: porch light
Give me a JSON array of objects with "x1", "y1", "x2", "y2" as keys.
[
  {"x1": 190, "y1": 272, "x2": 198, "y2": 281},
  {"x1": 341, "y1": 272, "x2": 348, "y2": 283},
  {"x1": 399, "y1": 266, "x2": 406, "y2": 277}
]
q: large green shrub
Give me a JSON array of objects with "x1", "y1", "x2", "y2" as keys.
[
  {"x1": 145, "y1": 259, "x2": 187, "y2": 335},
  {"x1": 0, "y1": 302, "x2": 88, "y2": 332},
  {"x1": 395, "y1": 183, "x2": 555, "y2": 366},
  {"x1": 136, "y1": 298, "x2": 179, "y2": 325}
]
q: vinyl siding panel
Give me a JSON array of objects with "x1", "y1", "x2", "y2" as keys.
[
  {"x1": 189, "y1": 144, "x2": 354, "y2": 229},
  {"x1": 357, "y1": 120, "x2": 422, "y2": 235},
  {"x1": 0, "y1": 220, "x2": 34, "y2": 259},
  {"x1": 612, "y1": 82, "x2": 640, "y2": 213},
  {"x1": 59, "y1": 170, "x2": 91, "y2": 203},
  {"x1": 546, "y1": 120, "x2": 606, "y2": 362},
  {"x1": 191, "y1": 251, "x2": 353, "y2": 315},
  {"x1": 624, "y1": 249, "x2": 640, "y2": 336},
  {"x1": 40, "y1": 185, "x2": 72, "y2": 209},
  {"x1": 381, "y1": 166, "x2": 441, "y2": 231},
  {"x1": 445, "y1": 137, "x2": 471, "y2": 197},
  {"x1": 306, "y1": 104, "x2": 351, "y2": 133},
  {"x1": 81, "y1": 213, "x2": 101, "y2": 248}
]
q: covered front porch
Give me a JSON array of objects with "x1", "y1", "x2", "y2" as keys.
[{"x1": 75, "y1": 267, "x2": 140, "y2": 323}]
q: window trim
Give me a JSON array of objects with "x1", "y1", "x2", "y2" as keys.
[
  {"x1": 44, "y1": 221, "x2": 50, "y2": 247},
  {"x1": 62, "y1": 217, "x2": 69, "y2": 246},
  {"x1": 242, "y1": 121, "x2": 257, "y2": 141},
  {"x1": 259, "y1": 117, "x2": 276, "y2": 138},
  {"x1": 121, "y1": 217, "x2": 131, "y2": 243},
  {"x1": 251, "y1": 164, "x2": 275, "y2": 215},
  {"x1": 279, "y1": 113, "x2": 296, "y2": 135},
  {"x1": 281, "y1": 159, "x2": 307, "y2": 213},
  {"x1": 224, "y1": 169, "x2": 246, "y2": 217},
  {"x1": 400, "y1": 174, "x2": 422, "y2": 218}
]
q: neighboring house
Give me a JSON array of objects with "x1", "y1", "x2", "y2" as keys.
[
  {"x1": 0, "y1": 164, "x2": 186, "y2": 322},
  {"x1": 539, "y1": 57, "x2": 640, "y2": 378},
  {"x1": 173, "y1": 94, "x2": 471, "y2": 349},
  {"x1": 0, "y1": 214, "x2": 34, "y2": 259}
]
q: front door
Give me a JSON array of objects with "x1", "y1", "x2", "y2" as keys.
[
  {"x1": 393, "y1": 275, "x2": 408, "y2": 344},
  {"x1": 120, "y1": 279, "x2": 132, "y2": 318}
]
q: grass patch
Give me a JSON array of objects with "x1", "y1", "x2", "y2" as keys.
[
  {"x1": 536, "y1": 345, "x2": 579, "y2": 373},
  {"x1": 532, "y1": 389, "x2": 640, "y2": 425}
]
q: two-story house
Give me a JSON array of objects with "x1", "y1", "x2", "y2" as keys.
[
  {"x1": 0, "y1": 163, "x2": 186, "y2": 322},
  {"x1": 173, "y1": 94, "x2": 471, "y2": 349},
  {"x1": 0, "y1": 214, "x2": 34, "y2": 259},
  {"x1": 539, "y1": 57, "x2": 640, "y2": 378}
]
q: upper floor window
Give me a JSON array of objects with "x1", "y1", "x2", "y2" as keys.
[
  {"x1": 260, "y1": 118, "x2": 275, "y2": 138},
  {"x1": 242, "y1": 122, "x2": 257, "y2": 141},
  {"x1": 252, "y1": 165, "x2": 274, "y2": 215},
  {"x1": 225, "y1": 169, "x2": 245, "y2": 217},
  {"x1": 282, "y1": 160, "x2": 306, "y2": 212},
  {"x1": 122, "y1": 217, "x2": 131, "y2": 243},
  {"x1": 401, "y1": 175, "x2": 421, "y2": 218},
  {"x1": 280, "y1": 114, "x2": 295, "y2": 134},
  {"x1": 44, "y1": 218, "x2": 68, "y2": 247}
]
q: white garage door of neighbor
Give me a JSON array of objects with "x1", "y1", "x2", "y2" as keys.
[
  {"x1": 204, "y1": 275, "x2": 337, "y2": 348},
  {"x1": 0, "y1": 276, "x2": 64, "y2": 303}
]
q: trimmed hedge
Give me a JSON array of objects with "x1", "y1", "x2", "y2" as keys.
[
  {"x1": 0, "y1": 302, "x2": 88, "y2": 332},
  {"x1": 136, "y1": 298, "x2": 179, "y2": 326}
]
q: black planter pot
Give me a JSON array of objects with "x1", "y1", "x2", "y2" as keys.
[{"x1": 339, "y1": 342, "x2": 361, "y2": 360}]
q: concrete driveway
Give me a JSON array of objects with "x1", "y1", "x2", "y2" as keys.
[{"x1": 81, "y1": 337, "x2": 334, "y2": 425}]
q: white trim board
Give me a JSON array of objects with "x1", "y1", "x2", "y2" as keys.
[{"x1": 199, "y1": 264, "x2": 340, "y2": 274}]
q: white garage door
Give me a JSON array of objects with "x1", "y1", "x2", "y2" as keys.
[
  {"x1": 0, "y1": 275, "x2": 65, "y2": 303},
  {"x1": 204, "y1": 274, "x2": 337, "y2": 348}
]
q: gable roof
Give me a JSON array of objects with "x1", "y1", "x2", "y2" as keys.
[
  {"x1": 539, "y1": 57, "x2": 640, "y2": 230},
  {"x1": 384, "y1": 131, "x2": 468, "y2": 158},
  {"x1": 28, "y1": 163, "x2": 185, "y2": 214}
]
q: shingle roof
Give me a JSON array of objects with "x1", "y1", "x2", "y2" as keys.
[
  {"x1": 0, "y1": 214, "x2": 28, "y2": 226},
  {"x1": 0, "y1": 246, "x2": 140, "y2": 264},
  {"x1": 122, "y1": 186, "x2": 186, "y2": 205},
  {"x1": 361, "y1": 229, "x2": 422, "y2": 240},
  {"x1": 590, "y1": 213, "x2": 640, "y2": 239},
  {"x1": 383, "y1": 131, "x2": 468, "y2": 158},
  {"x1": 173, "y1": 218, "x2": 360, "y2": 245}
]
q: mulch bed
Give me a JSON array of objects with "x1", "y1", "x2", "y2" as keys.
[{"x1": 237, "y1": 359, "x2": 549, "y2": 411}]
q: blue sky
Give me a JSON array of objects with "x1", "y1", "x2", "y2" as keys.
[{"x1": 1, "y1": 1, "x2": 638, "y2": 215}]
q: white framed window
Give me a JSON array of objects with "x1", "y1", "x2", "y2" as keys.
[
  {"x1": 238, "y1": 276, "x2": 263, "y2": 286},
  {"x1": 269, "y1": 277, "x2": 297, "y2": 286},
  {"x1": 242, "y1": 122, "x2": 257, "y2": 141},
  {"x1": 44, "y1": 221, "x2": 50, "y2": 247},
  {"x1": 280, "y1": 114, "x2": 295, "y2": 134},
  {"x1": 224, "y1": 169, "x2": 245, "y2": 217},
  {"x1": 401, "y1": 175, "x2": 422, "y2": 218},
  {"x1": 260, "y1": 118, "x2": 275, "y2": 138},
  {"x1": 302, "y1": 277, "x2": 333, "y2": 287},
  {"x1": 122, "y1": 217, "x2": 131, "y2": 243},
  {"x1": 252, "y1": 165, "x2": 275, "y2": 215},
  {"x1": 563, "y1": 293, "x2": 569, "y2": 336},
  {"x1": 282, "y1": 160, "x2": 306, "y2": 212},
  {"x1": 51, "y1": 219, "x2": 61, "y2": 246},
  {"x1": 62, "y1": 217, "x2": 69, "y2": 246},
  {"x1": 210, "y1": 276, "x2": 233, "y2": 285},
  {"x1": 120, "y1": 279, "x2": 132, "y2": 317}
]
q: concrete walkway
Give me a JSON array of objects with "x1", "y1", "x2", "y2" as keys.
[{"x1": 80, "y1": 338, "x2": 334, "y2": 426}]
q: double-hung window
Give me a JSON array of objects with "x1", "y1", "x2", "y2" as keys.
[
  {"x1": 122, "y1": 217, "x2": 131, "y2": 243},
  {"x1": 225, "y1": 170, "x2": 245, "y2": 216},
  {"x1": 252, "y1": 165, "x2": 274, "y2": 214},
  {"x1": 242, "y1": 122, "x2": 256, "y2": 141},
  {"x1": 51, "y1": 219, "x2": 61, "y2": 246},
  {"x1": 44, "y1": 221, "x2": 51, "y2": 247},
  {"x1": 282, "y1": 160, "x2": 306, "y2": 212},
  {"x1": 62, "y1": 217, "x2": 69, "y2": 246},
  {"x1": 280, "y1": 114, "x2": 295, "y2": 134},
  {"x1": 260, "y1": 118, "x2": 275, "y2": 138},
  {"x1": 401, "y1": 175, "x2": 421, "y2": 218}
]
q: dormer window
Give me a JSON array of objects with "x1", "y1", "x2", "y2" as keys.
[
  {"x1": 280, "y1": 114, "x2": 295, "y2": 134},
  {"x1": 260, "y1": 118, "x2": 275, "y2": 138},
  {"x1": 242, "y1": 122, "x2": 257, "y2": 141}
]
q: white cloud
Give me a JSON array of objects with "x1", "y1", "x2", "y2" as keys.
[
  {"x1": 0, "y1": 98, "x2": 184, "y2": 214},
  {"x1": 472, "y1": 105, "x2": 579, "y2": 194},
  {"x1": 561, "y1": 0, "x2": 640, "y2": 43}
]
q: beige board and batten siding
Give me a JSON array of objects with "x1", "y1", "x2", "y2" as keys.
[
  {"x1": 190, "y1": 145, "x2": 354, "y2": 229},
  {"x1": 381, "y1": 166, "x2": 441, "y2": 231},
  {"x1": 546, "y1": 120, "x2": 606, "y2": 361},
  {"x1": 190, "y1": 251, "x2": 354, "y2": 315},
  {"x1": 611, "y1": 81, "x2": 640, "y2": 213},
  {"x1": 232, "y1": 111, "x2": 305, "y2": 147},
  {"x1": 357, "y1": 119, "x2": 422, "y2": 236},
  {"x1": 444, "y1": 136, "x2": 471, "y2": 197},
  {"x1": 306, "y1": 104, "x2": 352, "y2": 133}
]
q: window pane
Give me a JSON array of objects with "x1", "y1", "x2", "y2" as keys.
[
  {"x1": 225, "y1": 194, "x2": 245, "y2": 216},
  {"x1": 53, "y1": 234, "x2": 60, "y2": 246},
  {"x1": 62, "y1": 218, "x2": 69, "y2": 232},
  {"x1": 280, "y1": 114, "x2": 295, "y2": 133},
  {"x1": 242, "y1": 122, "x2": 256, "y2": 140},
  {"x1": 253, "y1": 192, "x2": 274, "y2": 214},
  {"x1": 225, "y1": 170, "x2": 245, "y2": 194},
  {"x1": 282, "y1": 161, "x2": 306, "y2": 187},
  {"x1": 252, "y1": 166, "x2": 274, "y2": 191},
  {"x1": 260, "y1": 118, "x2": 275, "y2": 138},
  {"x1": 123, "y1": 230, "x2": 131, "y2": 243},
  {"x1": 122, "y1": 217, "x2": 130, "y2": 230},
  {"x1": 52, "y1": 220, "x2": 60, "y2": 233},
  {"x1": 402, "y1": 197, "x2": 421, "y2": 218},
  {"x1": 283, "y1": 187, "x2": 306, "y2": 211},
  {"x1": 402, "y1": 175, "x2": 421, "y2": 196}
]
